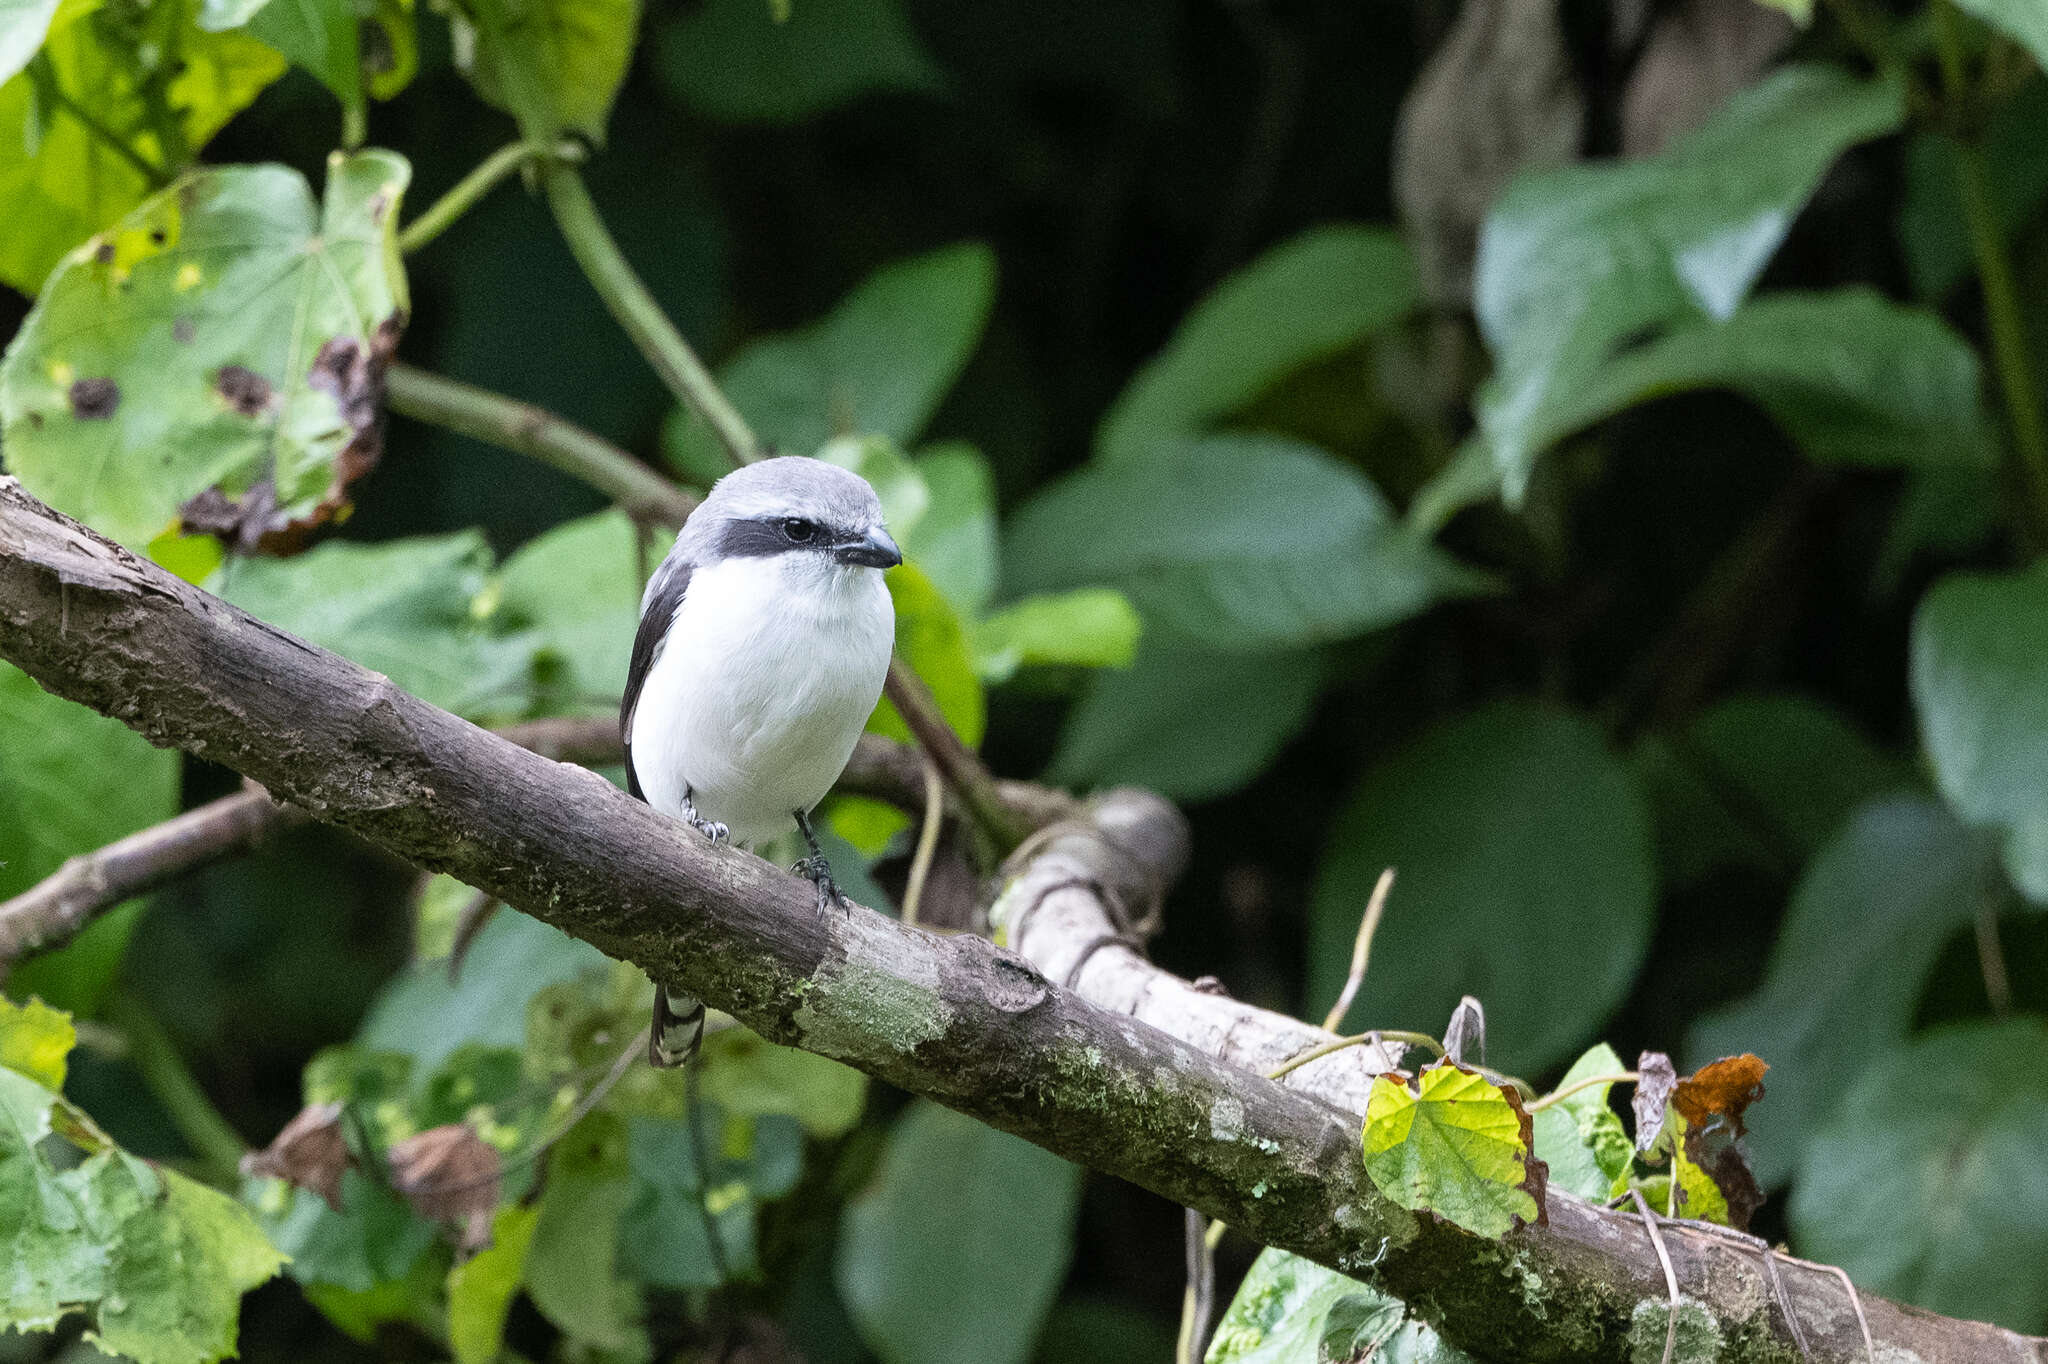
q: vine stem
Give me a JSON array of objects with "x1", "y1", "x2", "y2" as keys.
[
  {"x1": 1932, "y1": 0, "x2": 2048, "y2": 542},
  {"x1": 540, "y1": 161, "x2": 763, "y2": 469},
  {"x1": 105, "y1": 992, "x2": 246, "y2": 1188},
  {"x1": 1525, "y1": 1072, "x2": 1639, "y2": 1115},
  {"x1": 399, "y1": 141, "x2": 564, "y2": 256},
  {"x1": 1322, "y1": 867, "x2": 1394, "y2": 1033}
]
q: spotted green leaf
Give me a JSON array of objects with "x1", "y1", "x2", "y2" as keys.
[
  {"x1": 1206, "y1": 1248, "x2": 1475, "y2": 1364},
  {"x1": 1531, "y1": 1043, "x2": 1633, "y2": 1202},
  {"x1": 1362, "y1": 1061, "x2": 1546, "y2": 1238},
  {"x1": 0, "y1": 151, "x2": 410, "y2": 550}
]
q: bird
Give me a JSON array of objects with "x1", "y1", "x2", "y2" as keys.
[{"x1": 620, "y1": 455, "x2": 902, "y2": 1067}]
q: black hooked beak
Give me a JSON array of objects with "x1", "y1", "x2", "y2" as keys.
[{"x1": 835, "y1": 526, "x2": 903, "y2": 569}]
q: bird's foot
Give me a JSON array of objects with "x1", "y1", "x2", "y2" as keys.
[
  {"x1": 793, "y1": 855, "x2": 849, "y2": 917},
  {"x1": 679, "y1": 790, "x2": 728, "y2": 844}
]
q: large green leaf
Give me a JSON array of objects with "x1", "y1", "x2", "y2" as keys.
[
  {"x1": 525, "y1": 1113, "x2": 647, "y2": 1352},
  {"x1": 216, "y1": 531, "x2": 538, "y2": 719},
  {"x1": 837, "y1": 1100, "x2": 1081, "y2": 1364},
  {"x1": 221, "y1": 0, "x2": 417, "y2": 110},
  {"x1": 869, "y1": 561, "x2": 985, "y2": 745},
  {"x1": 496, "y1": 507, "x2": 644, "y2": 708},
  {"x1": 1362, "y1": 1062, "x2": 1544, "y2": 1238},
  {"x1": 0, "y1": 0, "x2": 58, "y2": 84},
  {"x1": 1511, "y1": 290, "x2": 1993, "y2": 472},
  {"x1": 1307, "y1": 702, "x2": 1655, "y2": 1073},
  {"x1": 1206, "y1": 1248, "x2": 1473, "y2": 1364},
  {"x1": 1950, "y1": 0, "x2": 2048, "y2": 74},
  {"x1": 1004, "y1": 435, "x2": 1488, "y2": 652},
  {"x1": 1474, "y1": 64, "x2": 1902, "y2": 501},
  {"x1": 1531, "y1": 1043, "x2": 1633, "y2": 1202},
  {"x1": 656, "y1": 0, "x2": 939, "y2": 126},
  {"x1": 1790, "y1": 1020, "x2": 2048, "y2": 1331},
  {"x1": 1097, "y1": 226, "x2": 1417, "y2": 466},
  {"x1": 0, "y1": 0, "x2": 287, "y2": 294},
  {"x1": 446, "y1": 1204, "x2": 538, "y2": 1364},
  {"x1": 906, "y1": 441, "x2": 997, "y2": 618},
  {"x1": 1, "y1": 152, "x2": 410, "y2": 550},
  {"x1": 972, "y1": 588, "x2": 1140, "y2": 683},
  {"x1": 1911, "y1": 563, "x2": 2048, "y2": 903},
  {"x1": 1047, "y1": 639, "x2": 1325, "y2": 803},
  {"x1": 452, "y1": 0, "x2": 638, "y2": 141},
  {"x1": 665, "y1": 243, "x2": 996, "y2": 482},
  {"x1": 1688, "y1": 795, "x2": 2001, "y2": 1186},
  {"x1": 2, "y1": 1014, "x2": 284, "y2": 1364}
]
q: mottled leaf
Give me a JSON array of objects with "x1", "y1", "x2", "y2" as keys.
[
  {"x1": 1362, "y1": 1061, "x2": 1546, "y2": 1238},
  {"x1": 1531, "y1": 1043, "x2": 1633, "y2": 1202},
  {"x1": 1206, "y1": 1248, "x2": 1476, "y2": 1364}
]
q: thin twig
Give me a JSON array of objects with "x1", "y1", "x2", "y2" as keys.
[
  {"x1": 106, "y1": 993, "x2": 247, "y2": 1188},
  {"x1": 1322, "y1": 867, "x2": 1394, "y2": 1033},
  {"x1": 899, "y1": 758, "x2": 945, "y2": 929},
  {"x1": 1266, "y1": 1029, "x2": 1442, "y2": 1083},
  {"x1": 1974, "y1": 904, "x2": 2013, "y2": 1017},
  {"x1": 1826, "y1": 1263, "x2": 1877, "y2": 1364},
  {"x1": 1525, "y1": 1072, "x2": 1640, "y2": 1115},
  {"x1": 1176, "y1": 1208, "x2": 1217, "y2": 1364},
  {"x1": 1628, "y1": 1189, "x2": 1681, "y2": 1364},
  {"x1": 399, "y1": 141, "x2": 567, "y2": 255}
]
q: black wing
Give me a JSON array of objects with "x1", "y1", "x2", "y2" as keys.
[{"x1": 621, "y1": 557, "x2": 692, "y2": 802}]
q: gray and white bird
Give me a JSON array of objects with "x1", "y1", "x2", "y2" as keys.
[{"x1": 621, "y1": 455, "x2": 902, "y2": 1067}]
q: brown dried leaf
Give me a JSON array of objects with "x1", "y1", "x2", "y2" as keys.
[
  {"x1": 240, "y1": 1101, "x2": 352, "y2": 1211},
  {"x1": 387, "y1": 1122, "x2": 502, "y2": 1251},
  {"x1": 1633, "y1": 1050, "x2": 1678, "y2": 1151},
  {"x1": 1443, "y1": 995, "x2": 1487, "y2": 1066},
  {"x1": 1673, "y1": 1052, "x2": 1769, "y2": 1135},
  {"x1": 1620, "y1": 0, "x2": 1793, "y2": 156}
]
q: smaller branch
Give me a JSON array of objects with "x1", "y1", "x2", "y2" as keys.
[
  {"x1": 899, "y1": 757, "x2": 944, "y2": 929},
  {"x1": 106, "y1": 992, "x2": 246, "y2": 1188},
  {"x1": 1322, "y1": 867, "x2": 1394, "y2": 1032},
  {"x1": 884, "y1": 661, "x2": 1031, "y2": 852},
  {"x1": 1176, "y1": 1208, "x2": 1218, "y2": 1364},
  {"x1": 385, "y1": 364, "x2": 697, "y2": 526},
  {"x1": 399, "y1": 141, "x2": 566, "y2": 256},
  {"x1": 540, "y1": 161, "x2": 763, "y2": 469},
  {"x1": 1629, "y1": 1190, "x2": 1682, "y2": 1364},
  {"x1": 1526, "y1": 1072, "x2": 1639, "y2": 1114}
]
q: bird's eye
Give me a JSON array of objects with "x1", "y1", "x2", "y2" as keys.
[{"x1": 781, "y1": 518, "x2": 818, "y2": 544}]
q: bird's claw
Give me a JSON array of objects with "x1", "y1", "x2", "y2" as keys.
[
  {"x1": 793, "y1": 855, "x2": 849, "y2": 917},
  {"x1": 690, "y1": 816, "x2": 730, "y2": 845}
]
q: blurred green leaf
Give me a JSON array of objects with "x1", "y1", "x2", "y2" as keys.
[
  {"x1": 0, "y1": 0, "x2": 58, "y2": 84},
  {"x1": 665, "y1": 243, "x2": 996, "y2": 482},
  {"x1": 225, "y1": 0, "x2": 416, "y2": 111},
  {"x1": 1005, "y1": 435, "x2": 1488, "y2": 652},
  {"x1": 1751, "y1": 0, "x2": 1812, "y2": 22},
  {"x1": 1097, "y1": 226, "x2": 1417, "y2": 466},
  {"x1": 0, "y1": 996, "x2": 74, "y2": 1089},
  {"x1": 446, "y1": 1204, "x2": 538, "y2": 1364},
  {"x1": 1308, "y1": 702, "x2": 1656, "y2": 1073},
  {"x1": 0, "y1": 0, "x2": 286, "y2": 294},
  {"x1": 1689, "y1": 795, "x2": 2000, "y2": 1186},
  {"x1": 497, "y1": 507, "x2": 644, "y2": 708},
  {"x1": 1949, "y1": 0, "x2": 2048, "y2": 73},
  {"x1": 616, "y1": 1109, "x2": 783, "y2": 1289},
  {"x1": 1911, "y1": 563, "x2": 2048, "y2": 903},
  {"x1": 819, "y1": 433, "x2": 931, "y2": 542},
  {"x1": 1048, "y1": 639, "x2": 1324, "y2": 804},
  {"x1": 973, "y1": 588, "x2": 1139, "y2": 683},
  {"x1": 1206, "y1": 1247, "x2": 1474, "y2": 1364},
  {"x1": 1898, "y1": 81, "x2": 2048, "y2": 300},
  {"x1": 453, "y1": 0, "x2": 638, "y2": 141},
  {"x1": 837, "y1": 1100, "x2": 1081, "y2": 1364},
  {"x1": 870, "y1": 561, "x2": 985, "y2": 745},
  {"x1": 1790, "y1": 1019, "x2": 2048, "y2": 1331},
  {"x1": 1519, "y1": 290, "x2": 1994, "y2": 472},
  {"x1": 697, "y1": 1025, "x2": 867, "y2": 1139},
  {"x1": 252, "y1": 1169, "x2": 438, "y2": 1294},
  {"x1": 1531, "y1": 1043, "x2": 1632, "y2": 1202},
  {"x1": 906, "y1": 441, "x2": 998, "y2": 618},
  {"x1": 657, "y1": 0, "x2": 939, "y2": 126},
  {"x1": 0, "y1": 152, "x2": 410, "y2": 549},
  {"x1": 1362, "y1": 1062, "x2": 1542, "y2": 1238},
  {"x1": 1474, "y1": 64, "x2": 1902, "y2": 501},
  {"x1": 1033, "y1": 1301, "x2": 1177, "y2": 1364},
  {"x1": 526, "y1": 1113, "x2": 647, "y2": 1353},
  {"x1": 216, "y1": 531, "x2": 538, "y2": 719}
]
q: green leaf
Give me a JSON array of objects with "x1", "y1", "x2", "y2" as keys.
[
  {"x1": 869, "y1": 561, "x2": 985, "y2": 746},
  {"x1": 251, "y1": 1169, "x2": 437, "y2": 1294},
  {"x1": 447, "y1": 1204, "x2": 539, "y2": 1364},
  {"x1": 972, "y1": 588, "x2": 1140, "y2": 683},
  {"x1": 1308, "y1": 702, "x2": 1656, "y2": 1073},
  {"x1": 3, "y1": 1064, "x2": 284, "y2": 1363},
  {"x1": 1206, "y1": 1248, "x2": 1475, "y2": 1364},
  {"x1": 697, "y1": 1026, "x2": 867, "y2": 1139},
  {"x1": 1688, "y1": 794, "x2": 2000, "y2": 1186},
  {"x1": 1097, "y1": 226, "x2": 1418, "y2": 466},
  {"x1": 1911, "y1": 563, "x2": 2048, "y2": 903},
  {"x1": 1899, "y1": 83, "x2": 2048, "y2": 301},
  {"x1": 1531, "y1": 1044, "x2": 1633, "y2": 1202},
  {"x1": 1474, "y1": 64, "x2": 1903, "y2": 501},
  {"x1": 615, "y1": 1111, "x2": 771, "y2": 1289},
  {"x1": 1950, "y1": 0, "x2": 2048, "y2": 74},
  {"x1": 0, "y1": 0, "x2": 286, "y2": 294},
  {"x1": 0, "y1": 996, "x2": 76, "y2": 1089},
  {"x1": 656, "y1": 0, "x2": 940, "y2": 126},
  {"x1": 0, "y1": 151, "x2": 410, "y2": 550},
  {"x1": 0, "y1": 0, "x2": 58, "y2": 85},
  {"x1": 1048, "y1": 639, "x2": 1325, "y2": 804},
  {"x1": 905, "y1": 442, "x2": 997, "y2": 618},
  {"x1": 496, "y1": 507, "x2": 644, "y2": 708},
  {"x1": 664, "y1": 243, "x2": 996, "y2": 482},
  {"x1": 525, "y1": 1113, "x2": 647, "y2": 1353},
  {"x1": 837, "y1": 1100, "x2": 1082, "y2": 1364},
  {"x1": 1789, "y1": 1019, "x2": 2048, "y2": 1330},
  {"x1": 819, "y1": 433, "x2": 932, "y2": 543},
  {"x1": 216, "y1": 531, "x2": 537, "y2": 719},
  {"x1": 1362, "y1": 1061, "x2": 1544, "y2": 1239},
  {"x1": 453, "y1": 0, "x2": 639, "y2": 141},
  {"x1": 1751, "y1": 0, "x2": 1812, "y2": 22},
  {"x1": 1513, "y1": 290, "x2": 1994, "y2": 473},
  {"x1": 1004, "y1": 435, "x2": 1489, "y2": 652},
  {"x1": 232, "y1": 0, "x2": 416, "y2": 110}
]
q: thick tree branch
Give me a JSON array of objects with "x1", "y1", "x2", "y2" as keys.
[{"x1": 0, "y1": 479, "x2": 2037, "y2": 1364}]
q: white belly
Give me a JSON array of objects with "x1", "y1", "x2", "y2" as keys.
[{"x1": 630, "y1": 554, "x2": 894, "y2": 848}]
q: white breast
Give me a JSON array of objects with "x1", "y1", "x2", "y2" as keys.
[{"x1": 630, "y1": 554, "x2": 894, "y2": 848}]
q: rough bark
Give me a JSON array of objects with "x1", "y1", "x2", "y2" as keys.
[{"x1": 0, "y1": 479, "x2": 2037, "y2": 1364}]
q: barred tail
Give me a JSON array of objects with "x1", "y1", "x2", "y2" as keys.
[{"x1": 649, "y1": 985, "x2": 705, "y2": 1068}]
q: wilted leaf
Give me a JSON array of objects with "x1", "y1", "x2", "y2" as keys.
[
  {"x1": 453, "y1": 0, "x2": 639, "y2": 141},
  {"x1": 1670, "y1": 1107, "x2": 1762, "y2": 1230},
  {"x1": 1689, "y1": 794, "x2": 2000, "y2": 1186},
  {"x1": 1308, "y1": 702, "x2": 1656, "y2": 1073},
  {"x1": 446, "y1": 1204, "x2": 539, "y2": 1364},
  {"x1": 973, "y1": 588, "x2": 1140, "y2": 683},
  {"x1": 0, "y1": 151, "x2": 410, "y2": 550},
  {"x1": 656, "y1": 0, "x2": 940, "y2": 126},
  {"x1": 1531, "y1": 1043, "x2": 1633, "y2": 1201},
  {"x1": 0, "y1": 0, "x2": 287, "y2": 294},
  {"x1": 386, "y1": 1123, "x2": 501, "y2": 1250},
  {"x1": 1620, "y1": 0, "x2": 1792, "y2": 156},
  {"x1": 1097, "y1": 226, "x2": 1418, "y2": 464},
  {"x1": 1633, "y1": 1052, "x2": 1677, "y2": 1152},
  {"x1": 1791, "y1": 1019, "x2": 2048, "y2": 1329},
  {"x1": 1005, "y1": 435, "x2": 1489, "y2": 653},
  {"x1": 838, "y1": 1100, "x2": 1081, "y2": 1364},
  {"x1": 1362, "y1": 1061, "x2": 1546, "y2": 1238},
  {"x1": 241, "y1": 1100, "x2": 352, "y2": 1211},
  {"x1": 1911, "y1": 562, "x2": 2048, "y2": 903},
  {"x1": 1206, "y1": 1248, "x2": 1476, "y2": 1364},
  {"x1": 1672, "y1": 1053, "x2": 1768, "y2": 1131},
  {"x1": 1442, "y1": 997, "x2": 1486, "y2": 1067}
]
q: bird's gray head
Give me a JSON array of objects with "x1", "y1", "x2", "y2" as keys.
[{"x1": 684, "y1": 456, "x2": 903, "y2": 570}]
